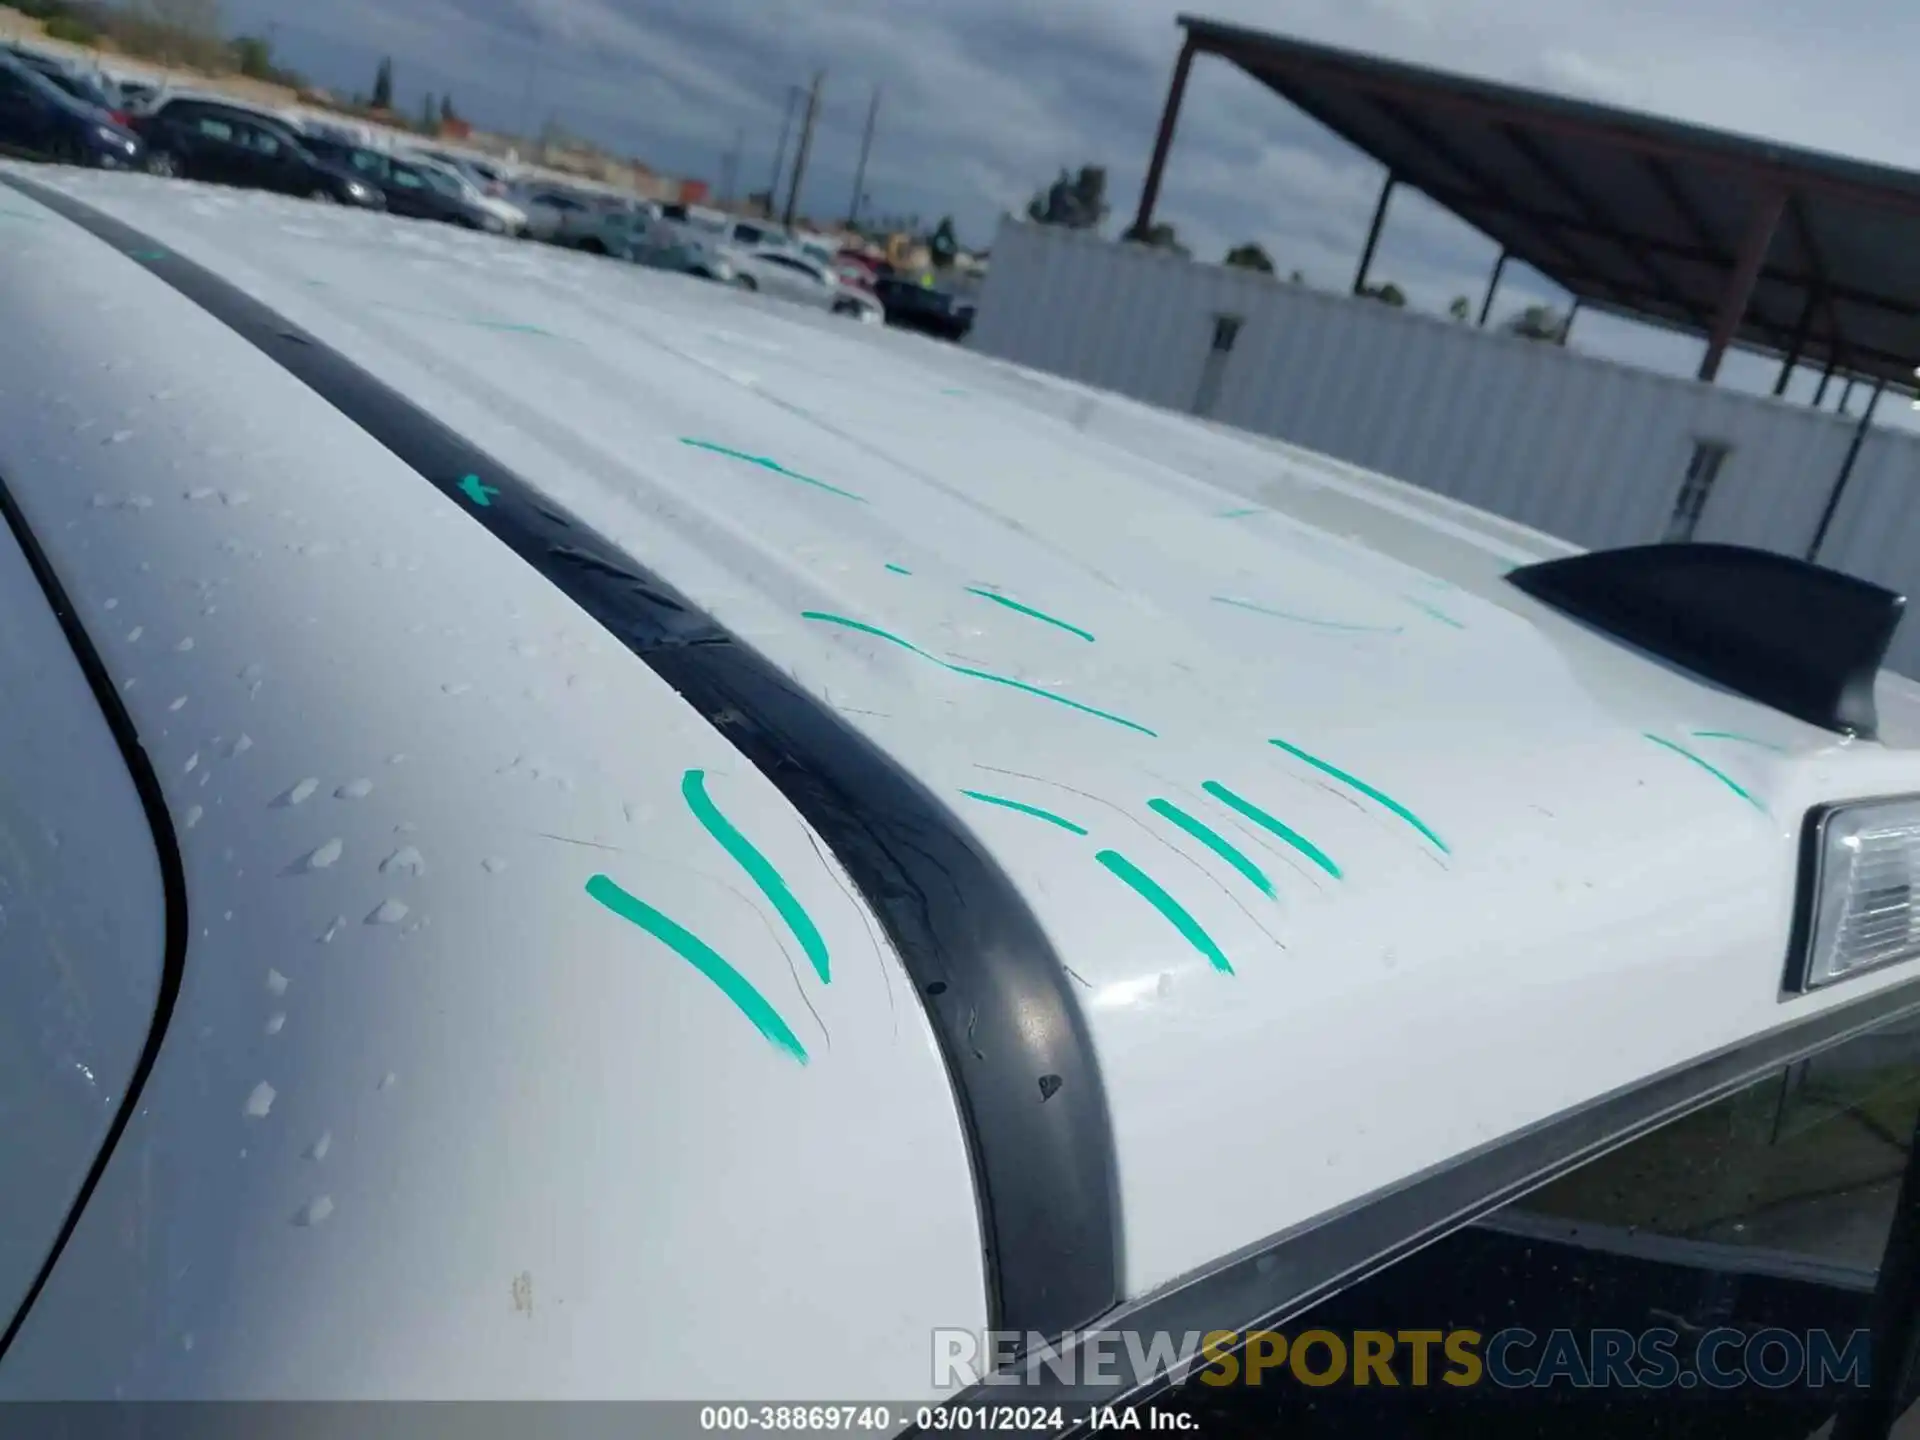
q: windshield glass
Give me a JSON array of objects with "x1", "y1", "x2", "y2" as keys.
[
  {"x1": 2, "y1": 55, "x2": 90, "y2": 114},
  {"x1": 418, "y1": 165, "x2": 466, "y2": 197}
]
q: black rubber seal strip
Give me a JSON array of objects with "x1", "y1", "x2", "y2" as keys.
[
  {"x1": 0, "y1": 172, "x2": 1123, "y2": 1340},
  {"x1": 912, "y1": 967, "x2": 1920, "y2": 1435},
  {"x1": 0, "y1": 479, "x2": 189, "y2": 1359}
]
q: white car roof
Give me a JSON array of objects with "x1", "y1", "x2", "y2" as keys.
[{"x1": 4, "y1": 166, "x2": 1920, "y2": 1399}]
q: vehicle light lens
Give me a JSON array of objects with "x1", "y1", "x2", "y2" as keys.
[{"x1": 1799, "y1": 799, "x2": 1920, "y2": 990}]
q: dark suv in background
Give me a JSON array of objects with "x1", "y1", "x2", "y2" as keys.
[
  {"x1": 300, "y1": 137, "x2": 499, "y2": 229},
  {"x1": 131, "y1": 98, "x2": 383, "y2": 208},
  {"x1": 0, "y1": 51, "x2": 141, "y2": 168}
]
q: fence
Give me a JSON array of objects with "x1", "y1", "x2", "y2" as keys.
[{"x1": 969, "y1": 219, "x2": 1920, "y2": 676}]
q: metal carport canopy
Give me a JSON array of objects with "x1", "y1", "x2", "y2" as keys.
[{"x1": 1137, "y1": 15, "x2": 1920, "y2": 389}]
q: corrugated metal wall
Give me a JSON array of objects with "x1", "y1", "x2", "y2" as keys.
[{"x1": 970, "y1": 218, "x2": 1920, "y2": 675}]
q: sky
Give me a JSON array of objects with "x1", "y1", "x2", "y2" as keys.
[{"x1": 213, "y1": 0, "x2": 1920, "y2": 422}]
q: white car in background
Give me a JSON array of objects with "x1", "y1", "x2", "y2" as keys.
[
  {"x1": 732, "y1": 245, "x2": 882, "y2": 322},
  {"x1": 11, "y1": 162, "x2": 1920, "y2": 1439}
]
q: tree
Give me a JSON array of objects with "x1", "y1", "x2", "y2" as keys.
[
  {"x1": 1359, "y1": 281, "x2": 1407, "y2": 307},
  {"x1": 418, "y1": 91, "x2": 438, "y2": 134},
  {"x1": 1027, "y1": 165, "x2": 1108, "y2": 230},
  {"x1": 371, "y1": 57, "x2": 394, "y2": 111},
  {"x1": 230, "y1": 35, "x2": 274, "y2": 80},
  {"x1": 1448, "y1": 295, "x2": 1472, "y2": 322},
  {"x1": 439, "y1": 94, "x2": 459, "y2": 125},
  {"x1": 1223, "y1": 242, "x2": 1275, "y2": 273},
  {"x1": 1505, "y1": 303, "x2": 1571, "y2": 344},
  {"x1": 929, "y1": 215, "x2": 959, "y2": 267}
]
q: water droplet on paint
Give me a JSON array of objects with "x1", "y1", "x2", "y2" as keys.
[
  {"x1": 103, "y1": 597, "x2": 118, "y2": 610},
  {"x1": 183, "y1": 752, "x2": 199, "y2": 774},
  {"x1": 185, "y1": 804, "x2": 203, "y2": 829},
  {"x1": 182, "y1": 1333, "x2": 195, "y2": 1352},
  {"x1": 239, "y1": 662, "x2": 264, "y2": 681},
  {"x1": 264, "y1": 1012, "x2": 285, "y2": 1035},
  {"x1": 127, "y1": 626, "x2": 143, "y2": 642},
  {"x1": 107, "y1": 429, "x2": 134, "y2": 444},
  {"x1": 266, "y1": 968, "x2": 289, "y2": 995},
  {"x1": 227, "y1": 733, "x2": 252, "y2": 758},
  {"x1": 294, "y1": 837, "x2": 343, "y2": 872},
  {"x1": 175, "y1": 637, "x2": 194, "y2": 652},
  {"x1": 441, "y1": 682, "x2": 471, "y2": 696},
  {"x1": 293, "y1": 1195, "x2": 333, "y2": 1227},
  {"x1": 242, "y1": 1081, "x2": 275, "y2": 1118},
  {"x1": 366, "y1": 898, "x2": 409, "y2": 926},
  {"x1": 379, "y1": 845, "x2": 425, "y2": 876},
  {"x1": 335, "y1": 778, "x2": 373, "y2": 800},
  {"x1": 221, "y1": 490, "x2": 250, "y2": 507},
  {"x1": 273, "y1": 777, "x2": 319, "y2": 807},
  {"x1": 482, "y1": 856, "x2": 507, "y2": 874},
  {"x1": 386, "y1": 753, "x2": 405, "y2": 765},
  {"x1": 306, "y1": 1130, "x2": 332, "y2": 1161},
  {"x1": 378, "y1": 1071, "x2": 397, "y2": 1091},
  {"x1": 317, "y1": 915, "x2": 345, "y2": 943},
  {"x1": 184, "y1": 487, "x2": 216, "y2": 501},
  {"x1": 168, "y1": 695, "x2": 187, "y2": 712}
]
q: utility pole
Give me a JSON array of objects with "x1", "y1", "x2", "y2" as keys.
[
  {"x1": 782, "y1": 70, "x2": 824, "y2": 232},
  {"x1": 767, "y1": 85, "x2": 800, "y2": 218},
  {"x1": 848, "y1": 84, "x2": 881, "y2": 229}
]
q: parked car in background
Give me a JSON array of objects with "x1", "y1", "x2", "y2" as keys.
[
  {"x1": 628, "y1": 233, "x2": 738, "y2": 284},
  {"x1": 0, "y1": 51, "x2": 141, "y2": 168},
  {"x1": 418, "y1": 147, "x2": 514, "y2": 199},
  {"x1": 732, "y1": 246, "x2": 883, "y2": 322},
  {"x1": 2, "y1": 49, "x2": 129, "y2": 126},
  {"x1": 510, "y1": 182, "x2": 642, "y2": 252},
  {"x1": 130, "y1": 99, "x2": 383, "y2": 209},
  {"x1": 407, "y1": 155, "x2": 526, "y2": 233},
  {"x1": 299, "y1": 137, "x2": 498, "y2": 230},
  {"x1": 874, "y1": 273, "x2": 977, "y2": 342}
]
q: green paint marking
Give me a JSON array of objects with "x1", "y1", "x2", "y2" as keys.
[
  {"x1": 1148, "y1": 798, "x2": 1275, "y2": 897},
  {"x1": 585, "y1": 873, "x2": 807, "y2": 1062},
  {"x1": 1096, "y1": 850, "x2": 1233, "y2": 974},
  {"x1": 1643, "y1": 734, "x2": 1767, "y2": 811},
  {"x1": 127, "y1": 249, "x2": 169, "y2": 261},
  {"x1": 682, "y1": 768, "x2": 830, "y2": 984},
  {"x1": 800, "y1": 611, "x2": 1158, "y2": 737},
  {"x1": 1202, "y1": 781, "x2": 1342, "y2": 879},
  {"x1": 1212, "y1": 595, "x2": 1405, "y2": 635},
  {"x1": 680, "y1": 438, "x2": 867, "y2": 502},
  {"x1": 885, "y1": 563, "x2": 913, "y2": 575},
  {"x1": 1691, "y1": 730, "x2": 1789, "y2": 754},
  {"x1": 457, "y1": 474, "x2": 499, "y2": 508},
  {"x1": 1216, "y1": 507, "x2": 1262, "y2": 519},
  {"x1": 1267, "y1": 738, "x2": 1451, "y2": 854},
  {"x1": 965, "y1": 586, "x2": 1096, "y2": 642},
  {"x1": 1404, "y1": 596, "x2": 1466, "y2": 629},
  {"x1": 0, "y1": 209, "x2": 45, "y2": 223},
  {"x1": 960, "y1": 789, "x2": 1089, "y2": 835}
]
